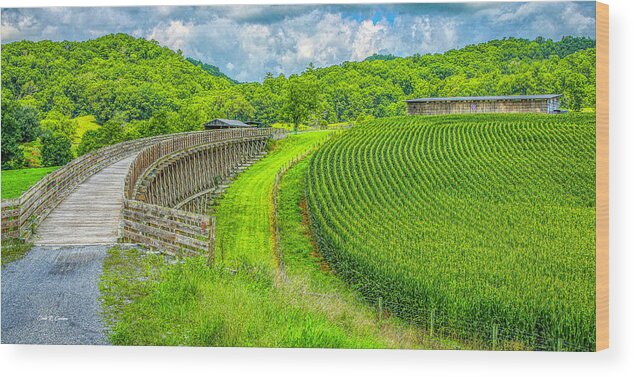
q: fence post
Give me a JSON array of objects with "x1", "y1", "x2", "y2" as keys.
[
  {"x1": 430, "y1": 307, "x2": 435, "y2": 337},
  {"x1": 377, "y1": 297, "x2": 383, "y2": 327},
  {"x1": 207, "y1": 216, "x2": 216, "y2": 266}
]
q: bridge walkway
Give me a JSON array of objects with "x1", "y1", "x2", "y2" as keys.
[{"x1": 32, "y1": 155, "x2": 137, "y2": 245}]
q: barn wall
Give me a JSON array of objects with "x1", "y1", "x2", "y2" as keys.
[{"x1": 407, "y1": 99, "x2": 552, "y2": 115}]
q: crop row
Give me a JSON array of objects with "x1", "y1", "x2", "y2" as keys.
[{"x1": 306, "y1": 113, "x2": 596, "y2": 351}]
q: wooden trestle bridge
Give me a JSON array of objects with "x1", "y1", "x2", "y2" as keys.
[{"x1": 1, "y1": 128, "x2": 285, "y2": 260}]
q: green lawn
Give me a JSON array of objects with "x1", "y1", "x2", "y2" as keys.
[
  {"x1": 1, "y1": 166, "x2": 58, "y2": 199},
  {"x1": 270, "y1": 122, "x2": 312, "y2": 131},
  {"x1": 72, "y1": 115, "x2": 101, "y2": 155},
  {"x1": 214, "y1": 131, "x2": 331, "y2": 266},
  {"x1": 100, "y1": 132, "x2": 466, "y2": 348}
]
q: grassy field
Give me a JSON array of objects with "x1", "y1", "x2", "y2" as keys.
[
  {"x1": 73, "y1": 115, "x2": 100, "y2": 143},
  {"x1": 100, "y1": 131, "x2": 469, "y2": 348},
  {"x1": 214, "y1": 131, "x2": 331, "y2": 266},
  {"x1": 101, "y1": 246, "x2": 385, "y2": 348},
  {"x1": 307, "y1": 113, "x2": 596, "y2": 351},
  {"x1": 270, "y1": 122, "x2": 313, "y2": 132},
  {"x1": 1, "y1": 166, "x2": 58, "y2": 199},
  {"x1": 72, "y1": 115, "x2": 100, "y2": 154}
]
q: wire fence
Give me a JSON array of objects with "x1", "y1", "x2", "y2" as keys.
[{"x1": 301, "y1": 249, "x2": 594, "y2": 352}]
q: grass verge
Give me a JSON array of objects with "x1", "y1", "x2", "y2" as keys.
[
  {"x1": 213, "y1": 131, "x2": 331, "y2": 267},
  {"x1": 1, "y1": 240, "x2": 33, "y2": 266},
  {"x1": 100, "y1": 246, "x2": 385, "y2": 347},
  {"x1": 1, "y1": 166, "x2": 58, "y2": 199}
]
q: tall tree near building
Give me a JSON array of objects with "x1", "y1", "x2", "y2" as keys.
[{"x1": 281, "y1": 74, "x2": 320, "y2": 132}]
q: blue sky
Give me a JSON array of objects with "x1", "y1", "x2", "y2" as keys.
[{"x1": 1, "y1": 2, "x2": 596, "y2": 82}]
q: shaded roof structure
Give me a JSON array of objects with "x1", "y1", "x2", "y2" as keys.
[
  {"x1": 204, "y1": 118, "x2": 251, "y2": 127},
  {"x1": 405, "y1": 94, "x2": 562, "y2": 103}
]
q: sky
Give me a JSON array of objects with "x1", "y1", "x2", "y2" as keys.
[{"x1": 1, "y1": 2, "x2": 596, "y2": 82}]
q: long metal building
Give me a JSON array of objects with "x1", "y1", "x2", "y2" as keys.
[{"x1": 405, "y1": 94, "x2": 563, "y2": 116}]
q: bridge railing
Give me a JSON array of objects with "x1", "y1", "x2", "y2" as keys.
[
  {"x1": 1, "y1": 134, "x2": 174, "y2": 241},
  {"x1": 131, "y1": 136, "x2": 270, "y2": 207},
  {"x1": 0, "y1": 127, "x2": 286, "y2": 262},
  {"x1": 124, "y1": 128, "x2": 284, "y2": 200},
  {"x1": 1, "y1": 199, "x2": 20, "y2": 240},
  {"x1": 120, "y1": 127, "x2": 286, "y2": 261},
  {"x1": 121, "y1": 199, "x2": 215, "y2": 260}
]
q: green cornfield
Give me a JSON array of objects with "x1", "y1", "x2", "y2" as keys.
[{"x1": 307, "y1": 113, "x2": 596, "y2": 351}]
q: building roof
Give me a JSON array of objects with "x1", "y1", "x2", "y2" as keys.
[
  {"x1": 405, "y1": 94, "x2": 562, "y2": 103},
  {"x1": 204, "y1": 118, "x2": 251, "y2": 127}
]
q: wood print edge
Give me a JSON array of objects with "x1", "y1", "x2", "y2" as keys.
[{"x1": 596, "y1": 1, "x2": 609, "y2": 352}]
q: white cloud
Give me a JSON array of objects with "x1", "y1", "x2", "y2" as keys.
[
  {"x1": 1, "y1": 3, "x2": 596, "y2": 82},
  {"x1": 1, "y1": 23, "x2": 21, "y2": 40},
  {"x1": 148, "y1": 20, "x2": 192, "y2": 51},
  {"x1": 350, "y1": 19, "x2": 386, "y2": 60},
  {"x1": 562, "y1": 3, "x2": 595, "y2": 36}
]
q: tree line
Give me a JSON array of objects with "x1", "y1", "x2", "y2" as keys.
[{"x1": 1, "y1": 33, "x2": 596, "y2": 169}]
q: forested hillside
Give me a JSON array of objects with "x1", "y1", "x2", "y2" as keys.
[
  {"x1": 1, "y1": 34, "x2": 596, "y2": 169},
  {"x1": 241, "y1": 36, "x2": 596, "y2": 126},
  {"x1": 186, "y1": 57, "x2": 240, "y2": 84},
  {"x1": 1, "y1": 34, "x2": 251, "y2": 168}
]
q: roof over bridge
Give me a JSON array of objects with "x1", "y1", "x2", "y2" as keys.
[
  {"x1": 204, "y1": 118, "x2": 252, "y2": 128},
  {"x1": 405, "y1": 94, "x2": 562, "y2": 103}
]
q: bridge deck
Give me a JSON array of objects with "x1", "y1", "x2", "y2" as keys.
[{"x1": 33, "y1": 155, "x2": 137, "y2": 245}]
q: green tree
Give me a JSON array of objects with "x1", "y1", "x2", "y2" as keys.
[
  {"x1": 1, "y1": 91, "x2": 25, "y2": 169},
  {"x1": 138, "y1": 110, "x2": 176, "y2": 137},
  {"x1": 77, "y1": 115, "x2": 125, "y2": 155},
  {"x1": 41, "y1": 131, "x2": 73, "y2": 167},
  {"x1": 281, "y1": 74, "x2": 320, "y2": 132},
  {"x1": 561, "y1": 73, "x2": 587, "y2": 111},
  {"x1": 51, "y1": 93, "x2": 76, "y2": 117},
  {"x1": 223, "y1": 95, "x2": 256, "y2": 121},
  {"x1": 1, "y1": 34, "x2": 598, "y2": 138},
  {"x1": 14, "y1": 104, "x2": 41, "y2": 143},
  {"x1": 40, "y1": 110, "x2": 78, "y2": 140},
  {"x1": 1, "y1": 91, "x2": 42, "y2": 169}
]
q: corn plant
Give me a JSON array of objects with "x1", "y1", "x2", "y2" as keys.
[{"x1": 306, "y1": 113, "x2": 596, "y2": 351}]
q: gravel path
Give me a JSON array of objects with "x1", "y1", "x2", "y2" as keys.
[{"x1": 1, "y1": 245, "x2": 110, "y2": 345}]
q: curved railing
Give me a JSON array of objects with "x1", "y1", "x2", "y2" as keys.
[
  {"x1": 0, "y1": 126, "x2": 286, "y2": 259},
  {"x1": 3, "y1": 134, "x2": 175, "y2": 241},
  {"x1": 120, "y1": 127, "x2": 286, "y2": 258},
  {"x1": 132, "y1": 136, "x2": 269, "y2": 208},
  {"x1": 125, "y1": 128, "x2": 284, "y2": 200}
]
